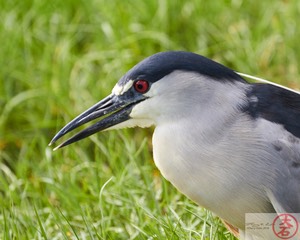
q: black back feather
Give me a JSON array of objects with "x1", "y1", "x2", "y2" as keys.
[{"x1": 245, "y1": 83, "x2": 300, "y2": 138}]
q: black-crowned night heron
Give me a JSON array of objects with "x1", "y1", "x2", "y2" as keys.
[{"x1": 50, "y1": 51, "x2": 300, "y2": 239}]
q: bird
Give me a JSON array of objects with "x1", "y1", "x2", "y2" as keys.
[{"x1": 50, "y1": 51, "x2": 300, "y2": 239}]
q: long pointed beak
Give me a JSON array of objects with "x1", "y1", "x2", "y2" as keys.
[{"x1": 49, "y1": 94, "x2": 138, "y2": 150}]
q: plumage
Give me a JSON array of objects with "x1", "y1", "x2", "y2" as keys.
[
  {"x1": 50, "y1": 51, "x2": 300, "y2": 239},
  {"x1": 120, "y1": 51, "x2": 245, "y2": 85},
  {"x1": 244, "y1": 83, "x2": 300, "y2": 138}
]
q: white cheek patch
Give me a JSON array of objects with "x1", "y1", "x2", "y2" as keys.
[
  {"x1": 106, "y1": 118, "x2": 154, "y2": 130},
  {"x1": 144, "y1": 81, "x2": 159, "y2": 98},
  {"x1": 112, "y1": 80, "x2": 134, "y2": 96}
]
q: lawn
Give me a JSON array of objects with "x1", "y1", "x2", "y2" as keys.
[{"x1": 0, "y1": 0, "x2": 299, "y2": 239}]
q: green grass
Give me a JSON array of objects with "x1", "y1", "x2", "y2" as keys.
[{"x1": 0, "y1": 0, "x2": 299, "y2": 239}]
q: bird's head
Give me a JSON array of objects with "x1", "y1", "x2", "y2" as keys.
[{"x1": 50, "y1": 51, "x2": 247, "y2": 149}]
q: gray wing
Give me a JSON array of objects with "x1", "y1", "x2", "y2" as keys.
[
  {"x1": 245, "y1": 83, "x2": 300, "y2": 213},
  {"x1": 267, "y1": 139, "x2": 300, "y2": 213}
]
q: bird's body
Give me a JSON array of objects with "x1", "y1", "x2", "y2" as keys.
[{"x1": 50, "y1": 51, "x2": 300, "y2": 238}]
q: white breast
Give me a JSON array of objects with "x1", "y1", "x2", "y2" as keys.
[{"x1": 152, "y1": 115, "x2": 277, "y2": 229}]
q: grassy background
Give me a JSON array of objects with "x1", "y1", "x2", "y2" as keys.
[{"x1": 1, "y1": 0, "x2": 299, "y2": 239}]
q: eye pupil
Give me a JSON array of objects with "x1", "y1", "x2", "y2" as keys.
[{"x1": 134, "y1": 80, "x2": 149, "y2": 93}]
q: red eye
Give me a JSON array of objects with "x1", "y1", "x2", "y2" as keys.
[{"x1": 134, "y1": 80, "x2": 149, "y2": 93}]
